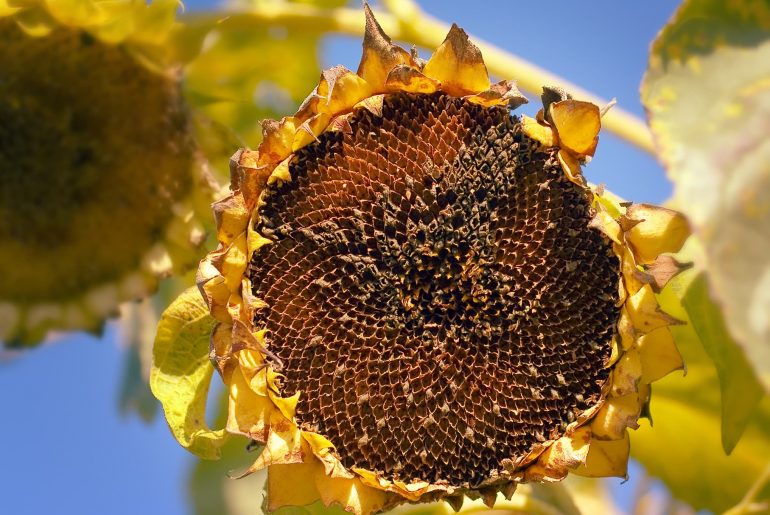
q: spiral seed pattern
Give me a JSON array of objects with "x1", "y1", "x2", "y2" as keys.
[{"x1": 248, "y1": 93, "x2": 619, "y2": 487}]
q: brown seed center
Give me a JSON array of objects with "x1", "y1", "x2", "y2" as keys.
[{"x1": 248, "y1": 93, "x2": 619, "y2": 487}]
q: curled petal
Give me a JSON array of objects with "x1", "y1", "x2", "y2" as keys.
[
  {"x1": 521, "y1": 115, "x2": 557, "y2": 147},
  {"x1": 525, "y1": 427, "x2": 591, "y2": 481},
  {"x1": 385, "y1": 64, "x2": 440, "y2": 94},
  {"x1": 466, "y1": 79, "x2": 528, "y2": 108},
  {"x1": 641, "y1": 255, "x2": 693, "y2": 292},
  {"x1": 624, "y1": 204, "x2": 690, "y2": 264},
  {"x1": 549, "y1": 100, "x2": 601, "y2": 157},
  {"x1": 557, "y1": 150, "x2": 585, "y2": 186}
]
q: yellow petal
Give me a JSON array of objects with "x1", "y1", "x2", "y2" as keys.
[
  {"x1": 220, "y1": 234, "x2": 248, "y2": 292},
  {"x1": 527, "y1": 427, "x2": 591, "y2": 481},
  {"x1": 316, "y1": 471, "x2": 389, "y2": 515},
  {"x1": 267, "y1": 441, "x2": 389, "y2": 515},
  {"x1": 12, "y1": 6, "x2": 56, "y2": 37},
  {"x1": 620, "y1": 246, "x2": 645, "y2": 296},
  {"x1": 304, "y1": 431, "x2": 336, "y2": 455},
  {"x1": 258, "y1": 117, "x2": 299, "y2": 166},
  {"x1": 626, "y1": 284, "x2": 682, "y2": 333},
  {"x1": 637, "y1": 327, "x2": 684, "y2": 383},
  {"x1": 267, "y1": 155, "x2": 293, "y2": 184},
  {"x1": 617, "y1": 309, "x2": 637, "y2": 351},
  {"x1": 611, "y1": 346, "x2": 643, "y2": 397},
  {"x1": 253, "y1": 419, "x2": 305, "y2": 468},
  {"x1": 209, "y1": 322, "x2": 235, "y2": 375},
  {"x1": 292, "y1": 113, "x2": 332, "y2": 152},
  {"x1": 465, "y1": 79, "x2": 528, "y2": 108},
  {"x1": 624, "y1": 204, "x2": 690, "y2": 264},
  {"x1": 354, "y1": 94, "x2": 385, "y2": 116},
  {"x1": 226, "y1": 364, "x2": 273, "y2": 442},
  {"x1": 423, "y1": 24, "x2": 490, "y2": 96},
  {"x1": 356, "y1": 3, "x2": 414, "y2": 90},
  {"x1": 574, "y1": 431, "x2": 630, "y2": 478},
  {"x1": 521, "y1": 115, "x2": 557, "y2": 147},
  {"x1": 385, "y1": 64, "x2": 440, "y2": 94},
  {"x1": 316, "y1": 65, "x2": 374, "y2": 116},
  {"x1": 267, "y1": 459, "x2": 324, "y2": 510},
  {"x1": 549, "y1": 100, "x2": 601, "y2": 157},
  {"x1": 591, "y1": 394, "x2": 641, "y2": 440},
  {"x1": 557, "y1": 149, "x2": 585, "y2": 186},
  {"x1": 198, "y1": 270, "x2": 232, "y2": 323},
  {"x1": 589, "y1": 209, "x2": 622, "y2": 245},
  {"x1": 0, "y1": 2, "x2": 20, "y2": 16}
]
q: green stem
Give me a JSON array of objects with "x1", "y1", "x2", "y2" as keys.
[
  {"x1": 724, "y1": 464, "x2": 770, "y2": 515},
  {"x1": 181, "y1": 2, "x2": 656, "y2": 155}
]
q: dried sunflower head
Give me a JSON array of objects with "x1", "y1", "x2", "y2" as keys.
[
  {"x1": 195, "y1": 6, "x2": 689, "y2": 514},
  {"x1": 0, "y1": 0, "x2": 216, "y2": 345}
]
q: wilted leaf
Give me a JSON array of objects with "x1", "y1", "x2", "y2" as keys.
[
  {"x1": 641, "y1": 0, "x2": 770, "y2": 393},
  {"x1": 150, "y1": 286, "x2": 226, "y2": 459},
  {"x1": 631, "y1": 262, "x2": 770, "y2": 513},
  {"x1": 682, "y1": 272, "x2": 764, "y2": 453}
]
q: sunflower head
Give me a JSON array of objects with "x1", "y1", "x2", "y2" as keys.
[
  {"x1": 0, "y1": 0, "x2": 216, "y2": 345},
  {"x1": 192, "y1": 6, "x2": 689, "y2": 514}
]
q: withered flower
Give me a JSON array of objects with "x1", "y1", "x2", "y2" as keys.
[
  {"x1": 194, "y1": 6, "x2": 688, "y2": 514},
  {"x1": 0, "y1": 0, "x2": 215, "y2": 345}
]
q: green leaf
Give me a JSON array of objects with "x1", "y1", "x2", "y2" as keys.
[
  {"x1": 118, "y1": 298, "x2": 160, "y2": 423},
  {"x1": 176, "y1": 11, "x2": 325, "y2": 148},
  {"x1": 641, "y1": 0, "x2": 770, "y2": 394},
  {"x1": 190, "y1": 391, "x2": 267, "y2": 515},
  {"x1": 682, "y1": 272, "x2": 764, "y2": 453},
  {"x1": 631, "y1": 262, "x2": 770, "y2": 513},
  {"x1": 118, "y1": 341, "x2": 159, "y2": 423},
  {"x1": 150, "y1": 286, "x2": 226, "y2": 459}
]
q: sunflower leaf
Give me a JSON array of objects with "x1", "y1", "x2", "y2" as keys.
[
  {"x1": 190, "y1": 391, "x2": 266, "y2": 515},
  {"x1": 150, "y1": 286, "x2": 226, "y2": 460},
  {"x1": 631, "y1": 261, "x2": 770, "y2": 513},
  {"x1": 175, "y1": 11, "x2": 325, "y2": 148},
  {"x1": 641, "y1": 0, "x2": 770, "y2": 397},
  {"x1": 682, "y1": 272, "x2": 764, "y2": 453}
]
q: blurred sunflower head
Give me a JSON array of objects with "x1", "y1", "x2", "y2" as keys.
[
  {"x1": 195, "y1": 6, "x2": 689, "y2": 514},
  {"x1": 0, "y1": 0, "x2": 216, "y2": 345}
]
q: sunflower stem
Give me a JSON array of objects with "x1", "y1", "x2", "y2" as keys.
[
  {"x1": 724, "y1": 464, "x2": 770, "y2": 515},
  {"x1": 181, "y1": 2, "x2": 655, "y2": 155}
]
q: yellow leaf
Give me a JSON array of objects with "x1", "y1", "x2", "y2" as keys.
[{"x1": 150, "y1": 286, "x2": 226, "y2": 459}]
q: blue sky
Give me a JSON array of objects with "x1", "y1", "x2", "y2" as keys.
[{"x1": 0, "y1": 2, "x2": 679, "y2": 514}]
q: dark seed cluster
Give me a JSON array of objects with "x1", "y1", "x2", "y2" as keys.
[{"x1": 248, "y1": 93, "x2": 619, "y2": 487}]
